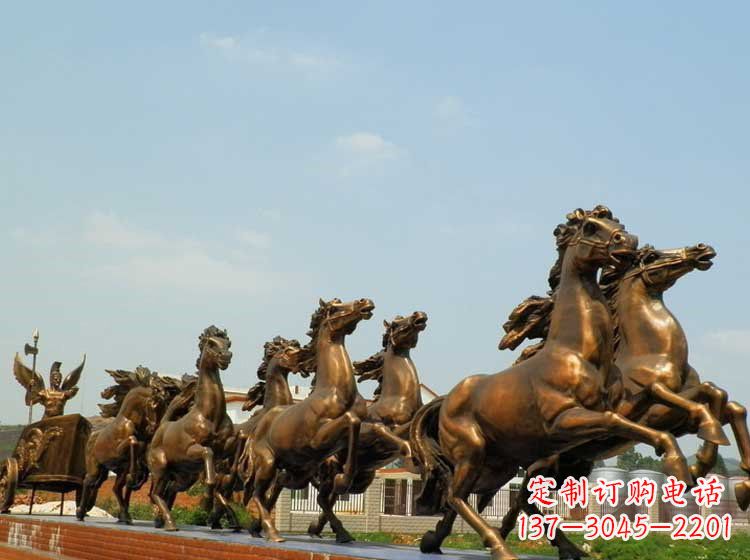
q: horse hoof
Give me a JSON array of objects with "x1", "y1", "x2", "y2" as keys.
[
  {"x1": 336, "y1": 532, "x2": 354, "y2": 544},
  {"x1": 735, "y1": 480, "x2": 750, "y2": 511},
  {"x1": 154, "y1": 518, "x2": 164, "y2": 529},
  {"x1": 420, "y1": 531, "x2": 443, "y2": 554},
  {"x1": 696, "y1": 421, "x2": 730, "y2": 446},
  {"x1": 490, "y1": 545, "x2": 518, "y2": 560},
  {"x1": 164, "y1": 524, "x2": 178, "y2": 532},
  {"x1": 663, "y1": 455, "x2": 693, "y2": 486},
  {"x1": 333, "y1": 473, "x2": 353, "y2": 494}
]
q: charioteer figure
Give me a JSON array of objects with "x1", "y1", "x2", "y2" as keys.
[{"x1": 14, "y1": 355, "x2": 86, "y2": 419}]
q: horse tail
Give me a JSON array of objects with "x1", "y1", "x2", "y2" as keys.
[{"x1": 409, "y1": 397, "x2": 450, "y2": 515}]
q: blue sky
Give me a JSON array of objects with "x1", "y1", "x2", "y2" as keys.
[{"x1": 1, "y1": 3, "x2": 749, "y2": 459}]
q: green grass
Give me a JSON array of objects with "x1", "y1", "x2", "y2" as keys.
[{"x1": 95, "y1": 497, "x2": 750, "y2": 560}]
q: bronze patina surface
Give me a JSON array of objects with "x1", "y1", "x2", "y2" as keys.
[
  {"x1": 495, "y1": 242, "x2": 750, "y2": 558},
  {"x1": 244, "y1": 298, "x2": 373, "y2": 542},
  {"x1": 77, "y1": 367, "x2": 183, "y2": 524},
  {"x1": 14, "y1": 354, "x2": 86, "y2": 419},
  {"x1": 409, "y1": 206, "x2": 697, "y2": 560},
  {"x1": 307, "y1": 311, "x2": 427, "y2": 543},
  {"x1": 146, "y1": 326, "x2": 238, "y2": 531}
]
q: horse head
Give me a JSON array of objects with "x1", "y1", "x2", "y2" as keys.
[
  {"x1": 257, "y1": 336, "x2": 310, "y2": 380},
  {"x1": 384, "y1": 311, "x2": 428, "y2": 352},
  {"x1": 554, "y1": 205, "x2": 638, "y2": 274},
  {"x1": 299, "y1": 297, "x2": 374, "y2": 374},
  {"x1": 615, "y1": 243, "x2": 716, "y2": 293},
  {"x1": 196, "y1": 325, "x2": 232, "y2": 372}
]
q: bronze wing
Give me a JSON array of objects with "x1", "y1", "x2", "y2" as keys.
[
  {"x1": 61, "y1": 354, "x2": 86, "y2": 391},
  {"x1": 13, "y1": 353, "x2": 45, "y2": 406}
]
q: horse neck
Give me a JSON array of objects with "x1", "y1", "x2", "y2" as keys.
[
  {"x1": 118, "y1": 388, "x2": 148, "y2": 429},
  {"x1": 194, "y1": 363, "x2": 226, "y2": 424},
  {"x1": 616, "y1": 277, "x2": 688, "y2": 361},
  {"x1": 547, "y1": 251, "x2": 613, "y2": 367},
  {"x1": 312, "y1": 328, "x2": 356, "y2": 398},
  {"x1": 264, "y1": 364, "x2": 293, "y2": 408},
  {"x1": 378, "y1": 346, "x2": 421, "y2": 405}
]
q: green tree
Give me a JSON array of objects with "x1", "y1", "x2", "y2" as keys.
[
  {"x1": 616, "y1": 448, "x2": 663, "y2": 472},
  {"x1": 711, "y1": 454, "x2": 728, "y2": 476}
]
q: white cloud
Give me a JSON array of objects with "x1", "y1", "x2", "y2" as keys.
[
  {"x1": 199, "y1": 33, "x2": 240, "y2": 52},
  {"x1": 199, "y1": 32, "x2": 339, "y2": 77},
  {"x1": 84, "y1": 211, "x2": 171, "y2": 250},
  {"x1": 435, "y1": 95, "x2": 478, "y2": 127},
  {"x1": 332, "y1": 132, "x2": 402, "y2": 178},
  {"x1": 81, "y1": 212, "x2": 272, "y2": 294},
  {"x1": 704, "y1": 330, "x2": 750, "y2": 354},
  {"x1": 93, "y1": 252, "x2": 264, "y2": 294},
  {"x1": 236, "y1": 228, "x2": 271, "y2": 249},
  {"x1": 336, "y1": 132, "x2": 398, "y2": 157}
]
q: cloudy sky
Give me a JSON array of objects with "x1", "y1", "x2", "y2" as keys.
[{"x1": 2, "y1": 3, "x2": 749, "y2": 460}]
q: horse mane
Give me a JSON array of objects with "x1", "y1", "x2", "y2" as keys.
[
  {"x1": 243, "y1": 381, "x2": 266, "y2": 413},
  {"x1": 196, "y1": 325, "x2": 229, "y2": 368},
  {"x1": 257, "y1": 336, "x2": 300, "y2": 380},
  {"x1": 98, "y1": 366, "x2": 155, "y2": 418},
  {"x1": 353, "y1": 352, "x2": 386, "y2": 399},
  {"x1": 299, "y1": 298, "x2": 337, "y2": 378},
  {"x1": 161, "y1": 373, "x2": 198, "y2": 422},
  {"x1": 499, "y1": 205, "x2": 620, "y2": 363}
]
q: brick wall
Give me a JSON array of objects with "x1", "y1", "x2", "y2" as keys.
[{"x1": 0, "y1": 517, "x2": 375, "y2": 560}]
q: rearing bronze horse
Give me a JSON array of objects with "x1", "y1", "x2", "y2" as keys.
[
  {"x1": 496, "y1": 242, "x2": 750, "y2": 559},
  {"x1": 411, "y1": 206, "x2": 692, "y2": 560},
  {"x1": 146, "y1": 326, "x2": 237, "y2": 531},
  {"x1": 307, "y1": 311, "x2": 428, "y2": 543},
  {"x1": 245, "y1": 297, "x2": 373, "y2": 542},
  {"x1": 76, "y1": 367, "x2": 182, "y2": 524}
]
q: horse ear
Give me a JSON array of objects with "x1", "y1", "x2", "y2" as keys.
[
  {"x1": 319, "y1": 298, "x2": 326, "y2": 307},
  {"x1": 383, "y1": 319, "x2": 390, "y2": 328}
]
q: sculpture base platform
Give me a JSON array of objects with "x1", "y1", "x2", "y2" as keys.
[{"x1": 0, "y1": 514, "x2": 547, "y2": 560}]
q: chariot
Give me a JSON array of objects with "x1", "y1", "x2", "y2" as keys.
[{"x1": 0, "y1": 414, "x2": 91, "y2": 514}]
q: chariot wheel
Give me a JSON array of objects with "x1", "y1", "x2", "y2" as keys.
[{"x1": 0, "y1": 458, "x2": 18, "y2": 513}]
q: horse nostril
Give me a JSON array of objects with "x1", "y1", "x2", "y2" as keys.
[{"x1": 697, "y1": 243, "x2": 707, "y2": 250}]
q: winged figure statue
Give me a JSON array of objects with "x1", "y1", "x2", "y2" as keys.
[{"x1": 13, "y1": 353, "x2": 86, "y2": 419}]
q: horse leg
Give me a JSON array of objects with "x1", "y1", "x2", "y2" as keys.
[
  {"x1": 363, "y1": 422, "x2": 411, "y2": 458},
  {"x1": 76, "y1": 463, "x2": 106, "y2": 521},
  {"x1": 420, "y1": 507, "x2": 458, "y2": 554},
  {"x1": 113, "y1": 471, "x2": 133, "y2": 524},
  {"x1": 148, "y1": 448, "x2": 177, "y2": 531},
  {"x1": 647, "y1": 382, "x2": 728, "y2": 446},
  {"x1": 310, "y1": 412, "x2": 361, "y2": 493},
  {"x1": 319, "y1": 485, "x2": 353, "y2": 543},
  {"x1": 447, "y1": 460, "x2": 517, "y2": 560},
  {"x1": 719, "y1": 399, "x2": 750, "y2": 510},
  {"x1": 247, "y1": 445, "x2": 284, "y2": 542},
  {"x1": 550, "y1": 408, "x2": 691, "y2": 484},
  {"x1": 186, "y1": 444, "x2": 216, "y2": 513},
  {"x1": 498, "y1": 466, "x2": 585, "y2": 560}
]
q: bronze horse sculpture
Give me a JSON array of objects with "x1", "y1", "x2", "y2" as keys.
[
  {"x1": 306, "y1": 311, "x2": 428, "y2": 543},
  {"x1": 76, "y1": 367, "x2": 181, "y2": 524},
  {"x1": 244, "y1": 297, "x2": 374, "y2": 542},
  {"x1": 146, "y1": 326, "x2": 238, "y2": 531},
  {"x1": 410, "y1": 206, "x2": 694, "y2": 560},
  {"x1": 206, "y1": 335, "x2": 310, "y2": 529},
  {"x1": 495, "y1": 242, "x2": 750, "y2": 558}
]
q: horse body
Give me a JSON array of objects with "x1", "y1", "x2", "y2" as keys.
[
  {"x1": 77, "y1": 369, "x2": 180, "y2": 524},
  {"x1": 411, "y1": 207, "x2": 692, "y2": 560},
  {"x1": 246, "y1": 298, "x2": 373, "y2": 542},
  {"x1": 495, "y1": 243, "x2": 748, "y2": 559},
  {"x1": 146, "y1": 326, "x2": 235, "y2": 531},
  {"x1": 307, "y1": 312, "x2": 427, "y2": 542}
]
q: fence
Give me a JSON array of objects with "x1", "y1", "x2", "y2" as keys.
[{"x1": 290, "y1": 485, "x2": 365, "y2": 514}]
